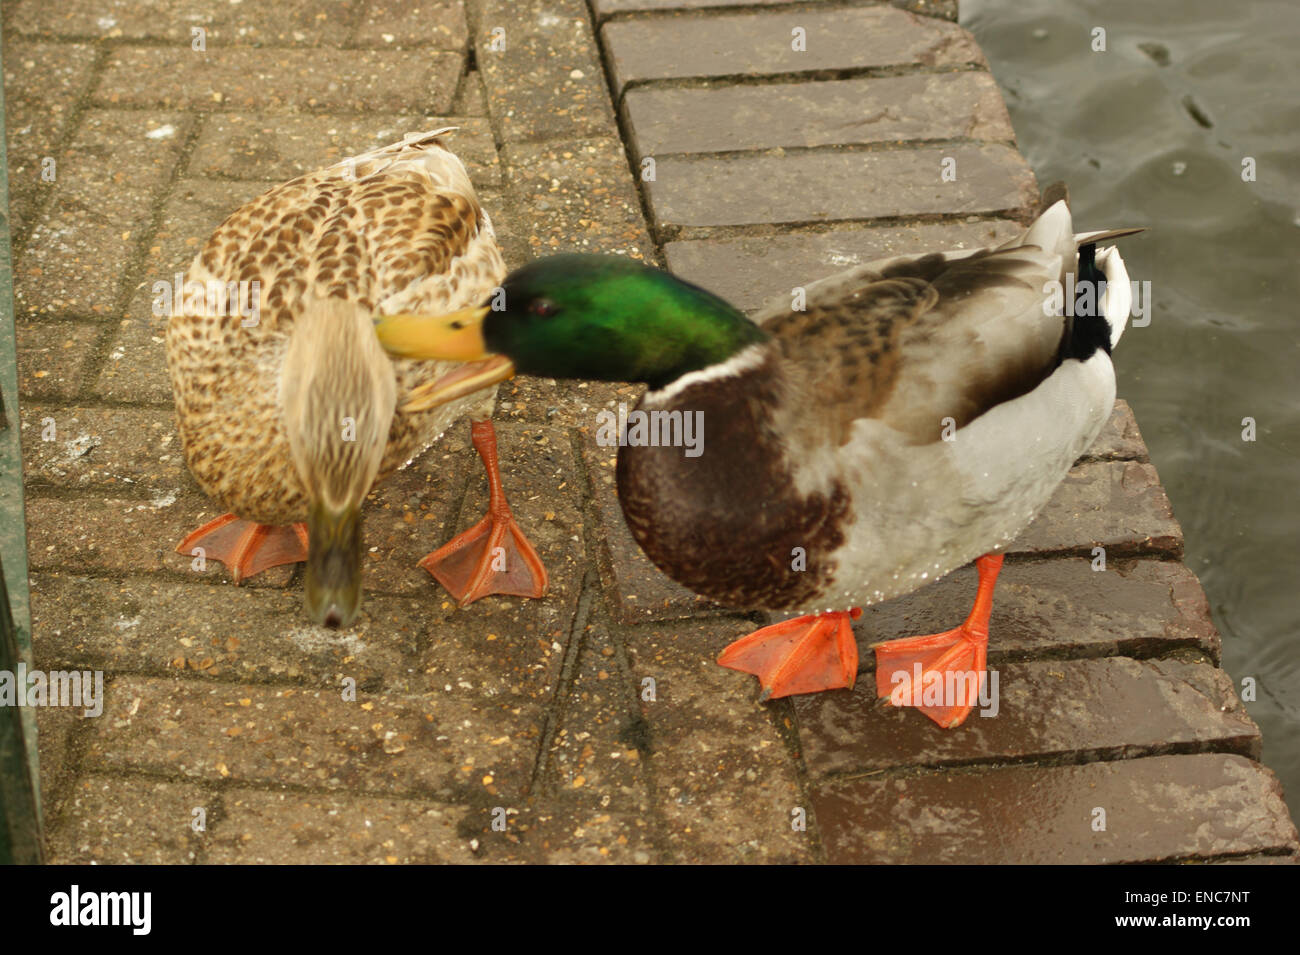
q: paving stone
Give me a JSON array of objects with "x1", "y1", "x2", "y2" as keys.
[
  {"x1": 136, "y1": 177, "x2": 271, "y2": 280},
  {"x1": 664, "y1": 219, "x2": 1025, "y2": 313},
  {"x1": 646, "y1": 143, "x2": 1036, "y2": 232},
  {"x1": 30, "y1": 572, "x2": 407, "y2": 686},
  {"x1": 474, "y1": 0, "x2": 617, "y2": 142},
  {"x1": 1, "y1": 41, "x2": 99, "y2": 239},
  {"x1": 601, "y1": 4, "x2": 985, "y2": 95},
  {"x1": 8, "y1": 0, "x2": 354, "y2": 45},
  {"x1": 624, "y1": 72, "x2": 1014, "y2": 157},
  {"x1": 353, "y1": 0, "x2": 469, "y2": 49},
  {"x1": 414, "y1": 605, "x2": 575, "y2": 711},
  {"x1": 46, "y1": 775, "x2": 210, "y2": 865},
  {"x1": 32, "y1": 559, "x2": 575, "y2": 697},
  {"x1": 20, "y1": 403, "x2": 184, "y2": 489},
  {"x1": 579, "y1": 428, "x2": 724, "y2": 623},
  {"x1": 23, "y1": 489, "x2": 264, "y2": 579},
  {"x1": 206, "y1": 789, "x2": 469, "y2": 863},
  {"x1": 95, "y1": 48, "x2": 464, "y2": 113},
  {"x1": 593, "y1": 0, "x2": 796, "y2": 15},
  {"x1": 849, "y1": 557, "x2": 1221, "y2": 666},
  {"x1": 502, "y1": 137, "x2": 655, "y2": 259},
  {"x1": 24, "y1": 485, "x2": 296, "y2": 589},
  {"x1": 810, "y1": 754, "x2": 1300, "y2": 864},
  {"x1": 93, "y1": 314, "x2": 174, "y2": 406},
  {"x1": 364, "y1": 427, "x2": 585, "y2": 692},
  {"x1": 15, "y1": 112, "x2": 193, "y2": 316},
  {"x1": 451, "y1": 69, "x2": 488, "y2": 115},
  {"x1": 1082, "y1": 399, "x2": 1149, "y2": 464},
  {"x1": 18, "y1": 199, "x2": 143, "y2": 317},
  {"x1": 538, "y1": 624, "x2": 649, "y2": 812},
  {"x1": 493, "y1": 374, "x2": 632, "y2": 429},
  {"x1": 456, "y1": 801, "x2": 656, "y2": 863},
  {"x1": 13, "y1": 321, "x2": 102, "y2": 401},
  {"x1": 793, "y1": 657, "x2": 1259, "y2": 779},
  {"x1": 356, "y1": 437, "x2": 474, "y2": 597},
  {"x1": 34, "y1": 110, "x2": 191, "y2": 222},
  {"x1": 476, "y1": 187, "x2": 530, "y2": 269},
  {"x1": 19, "y1": 410, "x2": 565, "y2": 602},
  {"x1": 34, "y1": 705, "x2": 89, "y2": 819},
  {"x1": 1210, "y1": 852, "x2": 1299, "y2": 865},
  {"x1": 624, "y1": 618, "x2": 812, "y2": 863},
  {"x1": 356, "y1": 418, "x2": 585, "y2": 605},
  {"x1": 83, "y1": 673, "x2": 553, "y2": 802},
  {"x1": 204, "y1": 788, "x2": 653, "y2": 864},
  {"x1": 24, "y1": 474, "x2": 408, "y2": 595},
  {"x1": 189, "y1": 113, "x2": 501, "y2": 188},
  {"x1": 1014, "y1": 460, "x2": 1183, "y2": 559},
  {"x1": 591, "y1": 0, "x2": 958, "y2": 19}
]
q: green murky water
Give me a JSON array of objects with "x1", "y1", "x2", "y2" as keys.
[{"x1": 964, "y1": 0, "x2": 1300, "y2": 825}]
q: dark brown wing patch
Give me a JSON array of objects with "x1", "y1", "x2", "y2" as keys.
[
  {"x1": 764, "y1": 277, "x2": 937, "y2": 446},
  {"x1": 760, "y1": 246, "x2": 1067, "y2": 447},
  {"x1": 877, "y1": 249, "x2": 1064, "y2": 442}
]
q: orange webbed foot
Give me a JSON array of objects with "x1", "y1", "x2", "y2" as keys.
[
  {"x1": 176, "y1": 514, "x2": 308, "y2": 583},
  {"x1": 422, "y1": 419, "x2": 549, "y2": 606},
  {"x1": 420, "y1": 511, "x2": 548, "y2": 605},
  {"x1": 871, "y1": 553, "x2": 1004, "y2": 728},
  {"x1": 872, "y1": 626, "x2": 988, "y2": 728},
  {"x1": 717, "y1": 608, "x2": 860, "y2": 700}
]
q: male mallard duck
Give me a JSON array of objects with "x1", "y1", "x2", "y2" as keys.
[
  {"x1": 166, "y1": 129, "x2": 548, "y2": 628},
  {"x1": 376, "y1": 189, "x2": 1140, "y2": 727}
]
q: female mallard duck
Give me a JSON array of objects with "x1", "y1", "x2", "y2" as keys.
[
  {"x1": 166, "y1": 129, "x2": 548, "y2": 629},
  {"x1": 376, "y1": 189, "x2": 1140, "y2": 727}
]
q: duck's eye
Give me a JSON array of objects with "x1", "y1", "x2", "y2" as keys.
[{"x1": 528, "y1": 298, "x2": 560, "y2": 318}]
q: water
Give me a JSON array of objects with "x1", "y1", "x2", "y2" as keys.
[{"x1": 963, "y1": 0, "x2": 1300, "y2": 825}]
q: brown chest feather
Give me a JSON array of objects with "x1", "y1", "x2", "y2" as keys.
[{"x1": 615, "y1": 366, "x2": 852, "y2": 610}]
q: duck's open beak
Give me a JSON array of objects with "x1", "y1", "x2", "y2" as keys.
[
  {"x1": 304, "y1": 501, "x2": 363, "y2": 629},
  {"x1": 374, "y1": 306, "x2": 515, "y2": 412}
]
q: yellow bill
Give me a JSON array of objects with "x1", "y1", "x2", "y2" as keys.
[
  {"x1": 375, "y1": 305, "x2": 493, "y2": 361},
  {"x1": 374, "y1": 306, "x2": 515, "y2": 412}
]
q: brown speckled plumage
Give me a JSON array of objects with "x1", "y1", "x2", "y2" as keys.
[{"x1": 167, "y1": 129, "x2": 505, "y2": 525}]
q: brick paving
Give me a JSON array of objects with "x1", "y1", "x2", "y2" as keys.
[{"x1": 4, "y1": 0, "x2": 1296, "y2": 863}]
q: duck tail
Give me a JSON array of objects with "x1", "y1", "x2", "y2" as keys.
[
  {"x1": 1059, "y1": 234, "x2": 1139, "y2": 361},
  {"x1": 1080, "y1": 226, "x2": 1145, "y2": 351},
  {"x1": 1094, "y1": 242, "x2": 1134, "y2": 349},
  {"x1": 1021, "y1": 186, "x2": 1145, "y2": 358}
]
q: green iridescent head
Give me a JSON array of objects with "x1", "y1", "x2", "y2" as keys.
[{"x1": 483, "y1": 255, "x2": 767, "y2": 389}]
